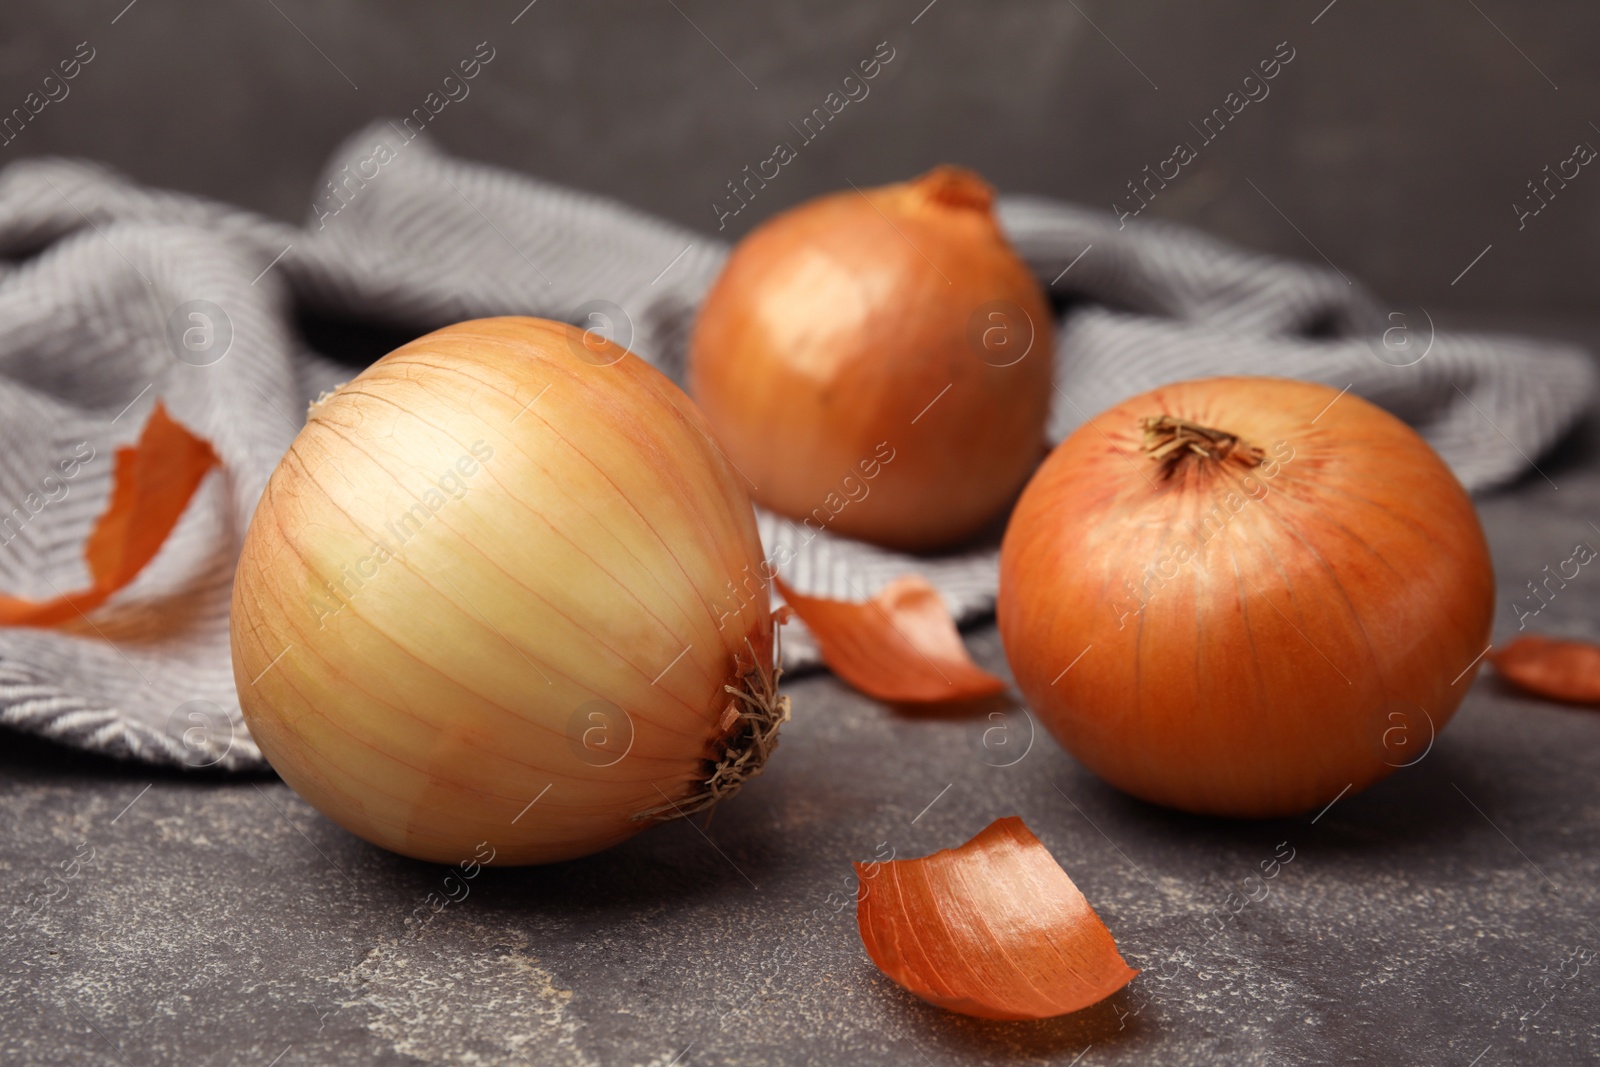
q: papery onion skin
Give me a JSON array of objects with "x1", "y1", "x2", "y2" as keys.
[
  {"x1": 1491, "y1": 636, "x2": 1600, "y2": 704},
  {"x1": 231, "y1": 317, "x2": 781, "y2": 865},
  {"x1": 774, "y1": 574, "x2": 1005, "y2": 703},
  {"x1": 689, "y1": 166, "x2": 1053, "y2": 552},
  {"x1": 998, "y1": 377, "x2": 1495, "y2": 818},
  {"x1": 0, "y1": 402, "x2": 218, "y2": 627},
  {"x1": 856, "y1": 816, "x2": 1138, "y2": 1020}
]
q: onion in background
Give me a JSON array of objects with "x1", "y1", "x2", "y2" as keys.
[{"x1": 690, "y1": 166, "x2": 1053, "y2": 552}]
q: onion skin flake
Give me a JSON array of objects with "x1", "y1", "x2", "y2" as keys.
[
  {"x1": 775, "y1": 574, "x2": 1005, "y2": 704},
  {"x1": 856, "y1": 816, "x2": 1138, "y2": 1020},
  {"x1": 0, "y1": 402, "x2": 218, "y2": 627},
  {"x1": 1492, "y1": 635, "x2": 1600, "y2": 704}
]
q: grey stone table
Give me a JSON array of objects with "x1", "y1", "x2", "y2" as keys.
[{"x1": 3, "y1": 316, "x2": 1599, "y2": 1066}]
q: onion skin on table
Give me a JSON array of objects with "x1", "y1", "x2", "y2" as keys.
[
  {"x1": 231, "y1": 317, "x2": 785, "y2": 866},
  {"x1": 774, "y1": 574, "x2": 1005, "y2": 704},
  {"x1": 998, "y1": 377, "x2": 1495, "y2": 818},
  {"x1": 855, "y1": 816, "x2": 1138, "y2": 1020},
  {"x1": 1491, "y1": 636, "x2": 1600, "y2": 704},
  {"x1": 689, "y1": 166, "x2": 1053, "y2": 552}
]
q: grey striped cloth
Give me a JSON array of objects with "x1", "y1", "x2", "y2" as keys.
[{"x1": 0, "y1": 121, "x2": 1591, "y2": 771}]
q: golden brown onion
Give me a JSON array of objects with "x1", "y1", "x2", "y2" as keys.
[
  {"x1": 998, "y1": 377, "x2": 1495, "y2": 817},
  {"x1": 690, "y1": 166, "x2": 1053, "y2": 552},
  {"x1": 231, "y1": 317, "x2": 787, "y2": 865}
]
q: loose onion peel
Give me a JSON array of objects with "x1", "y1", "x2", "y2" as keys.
[
  {"x1": 856, "y1": 816, "x2": 1138, "y2": 1020},
  {"x1": 232, "y1": 317, "x2": 787, "y2": 865},
  {"x1": 1491, "y1": 636, "x2": 1600, "y2": 704},
  {"x1": 774, "y1": 575, "x2": 1005, "y2": 704},
  {"x1": 0, "y1": 402, "x2": 218, "y2": 627}
]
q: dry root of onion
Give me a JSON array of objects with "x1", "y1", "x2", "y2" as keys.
[
  {"x1": 856, "y1": 816, "x2": 1138, "y2": 1020},
  {"x1": 0, "y1": 402, "x2": 218, "y2": 627},
  {"x1": 1491, "y1": 636, "x2": 1600, "y2": 704},
  {"x1": 232, "y1": 317, "x2": 788, "y2": 865},
  {"x1": 775, "y1": 575, "x2": 1004, "y2": 704},
  {"x1": 690, "y1": 166, "x2": 1053, "y2": 552},
  {"x1": 999, "y1": 377, "x2": 1495, "y2": 818}
]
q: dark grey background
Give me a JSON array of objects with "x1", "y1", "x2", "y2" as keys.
[
  {"x1": 2, "y1": 0, "x2": 1597, "y2": 317},
  {"x1": 3, "y1": 3, "x2": 1599, "y2": 1066}
]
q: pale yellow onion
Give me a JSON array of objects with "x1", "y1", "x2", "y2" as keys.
[{"x1": 231, "y1": 317, "x2": 786, "y2": 865}]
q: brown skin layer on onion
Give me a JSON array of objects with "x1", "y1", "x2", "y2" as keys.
[
  {"x1": 689, "y1": 166, "x2": 1053, "y2": 553},
  {"x1": 998, "y1": 377, "x2": 1495, "y2": 818}
]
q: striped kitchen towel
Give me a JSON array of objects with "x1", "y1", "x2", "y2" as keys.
[{"x1": 0, "y1": 120, "x2": 1591, "y2": 769}]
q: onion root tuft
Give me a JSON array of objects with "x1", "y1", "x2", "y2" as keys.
[{"x1": 635, "y1": 630, "x2": 792, "y2": 822}]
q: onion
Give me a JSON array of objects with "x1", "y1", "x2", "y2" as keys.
[
  {"x1": 231, "y1": 317, "x2": 788, "y2": 865},
  {"x1": 856, "y1": 817, "x2": 1137, "y2": 1019},
  {"x1": 998, "y1": 376, "x2": 1495, "y2": 817},
  {"x1": 689, "y1": 166, "x2": 1053, "y2": 551}
]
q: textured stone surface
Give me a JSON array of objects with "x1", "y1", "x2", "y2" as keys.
[{"x1": 3, "y1": 322, "x2": 1599, "y2": 1065}]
